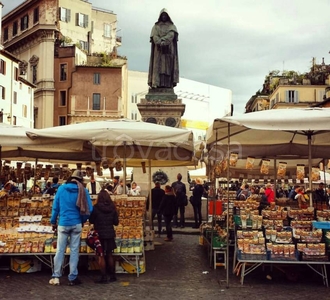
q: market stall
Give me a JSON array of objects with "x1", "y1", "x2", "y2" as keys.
[{"x1": 206, "y1": 108, "x2": 330, "y2": 287}]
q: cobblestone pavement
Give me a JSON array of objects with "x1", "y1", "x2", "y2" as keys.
[{"x1": 0, "y1": 228, "x2": 329, "y2": 300}]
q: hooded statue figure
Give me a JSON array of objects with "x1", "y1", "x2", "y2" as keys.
[{"x1": 148, "y1": 8, "x2": 179, "y2": 89}]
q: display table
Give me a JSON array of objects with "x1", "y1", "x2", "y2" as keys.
[
  {"x1": 236, "y1": 258, "x2": 330, "y2": 287},
  {"x1": 0, "y1": 252, "x2": 144, "y2": 277}
]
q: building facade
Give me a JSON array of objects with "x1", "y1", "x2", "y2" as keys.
[
  {"x1": 1, "y1": 0, "x2": 122, "y2": 128},
  {"x1": 0, "y1": 3, "x2": 35, "y2": 128}
]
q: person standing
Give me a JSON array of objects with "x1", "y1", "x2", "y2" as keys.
[
  {"x1": 191, "y1": 178, "x2": 204, "y2": 228},
  {"x1": 147, "y1": 182, "x2": 165, "y2": 236},
  {"x1": 114, "y1": 179, "x2": 129, "y2": 195},
  {"x1": 265, "y1": 183, "x2": 275, "y2": 204},
  {"x1": 148, "y1": 8, "x2": 179, "y2": 89},
  {"x1": 89, "y1": 189, "x2": 119, "y2": 284},
  {"x1": 112, "y1": 176, "x2": 120, "y2": 194},
  {"x1": 129, "y1": 181, "x2": 141, "y2": 196},
  {"x1": 49, "y1": 170, "x2": 93, "y2": 286},
  {"x1": 171, "y1": 173, "x2": 187, "y2": 228},
  {"x1": 158, "y1": 185, "x2": 176, "y2": 241},
  {"x1": 86, "y1": 173, "x2": 102, "y2": 195}
]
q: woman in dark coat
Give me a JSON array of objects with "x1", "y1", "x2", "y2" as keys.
[
  {"x1": 89, "y1": 189, "x2": 119, "y2": 284},
  {"x1": 158, "y1": 185, "x2": 176, "y2": 242},
  {"x1": 191, "y1": 178, "x2": 204, "y2": 228}
]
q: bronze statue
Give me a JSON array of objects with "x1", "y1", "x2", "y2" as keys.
[{"x1": 148, "y1": 9, "x2": 179, "y2": 89}]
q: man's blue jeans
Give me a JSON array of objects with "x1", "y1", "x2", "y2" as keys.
[{"x1": 52, "y1": 224, "x2": 82, "y2": 281}]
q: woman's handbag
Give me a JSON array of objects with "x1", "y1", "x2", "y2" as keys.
[
  {"x1": 86, "y1": 228, "x2": 103, "y2": 256},
  {"x1": 189, "y1": 195, "x2": 195, "y2": 206}
]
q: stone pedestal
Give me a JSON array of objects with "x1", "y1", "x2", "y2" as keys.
[{"x1": 137, "y1": 88, "x2": 185, "y2": 128}]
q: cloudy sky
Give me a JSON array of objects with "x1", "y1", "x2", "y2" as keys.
[{"x1": 3, "y1": 0, "x2": 330, "y2": 114}]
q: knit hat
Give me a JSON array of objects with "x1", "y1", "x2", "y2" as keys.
[{"x1": 71, "y1": 170, "x2": 83, "y2": 180}]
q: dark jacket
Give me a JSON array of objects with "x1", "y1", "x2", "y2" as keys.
[
  {"x1": 171, "y1": 180, "x2": 186, "y2": 206},
  {"x1": 89, "y1": 201, "x2": 119, "y2": 239},
  {"x1": 158, "y1": 193, "x2": 176, "y2": 216},
  {"x1": 147, "y1": 187, "x2": 165, "y2": 210},
  {"x1": 192, "y1": 184, "x2": 204, "y2": 204}
]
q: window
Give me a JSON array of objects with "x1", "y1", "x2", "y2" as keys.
[
  {"x1": 93, "y1": 73, "x2": 100, "y2": 84},
  {"x1": 0, "y1": 59, "x2": 6, "y2": 75},
  {"x1": 32, "y1": 65, "x2": 37, "y2": 84},
  {"x1": 33, "y1": 7, "x2": 39, "y2": 24},
  {"x1": 13, "y1": 92, "x2": 17, "y2": 104},
  {"x1": 59, "y1": 116, "x2": 66, "y2": 126},
  {"x1": 3, "y1": 27, "x2": 8, "y2": 42},
  {"x1": 318, "y1": 90, "x2": 326, "y2": 101},
  {"x1": 76, "y1": 13, "x2": 88, "y2": 28},
  {"x1": 285, "y1": 90, "x2": 299, "y2": 103},
  {"x1": 92, "y1": 93, "x2": 101, "y2": 110},
  {"x1": 12, "y1": 116, "x2": 17, "y2": 125},
  {"x1": 14, "y1": 67, "x2": 19, "y2": 81},
  {"x1": 60, "y1": 64, "x2": 67, "y2": 81},
  {"x1": 22, "y1": 105, "x2": 27, "y2": 118},
  {"x1": 104, "y1": 23, "x2": 111, "y2": 38},
  {"x1": 13, "y1": 21, "x2": 18, "y2": 36},
  {"x1": 59, "y1": 7, "x2": 71, "y2": 22},
  {"x1": 0, "y1": 86, "x2": 5, "y2": 100},
  {"x1": 79, "y1": 40, "x2": 88, "y2": 51},
  {"x1": 21, "y1": 14, "x2": 29, "y2": 31},
  {"x1": 60, "y1": 91, "x2": 66, "y2": 106}
]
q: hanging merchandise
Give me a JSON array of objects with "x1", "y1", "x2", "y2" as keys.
[
  {"x1": 312, "y1": 167, "x2": 320, "y2": 182},
  {"x1": 221, "y1": 158, "x2": 228, "y2": 172},
  {"x1": 296, "y1": 164, "x2": 305, "y2": 181},
  {"x1": 260, "y1": 159, "x2": 270, "y2": 174},
  {"x1": 229, "y1": 152, "x2": 238, "y2": 167},
  {"x1": 245, "y1": 157, "x2": 255, "y2": 170},
  {"x1": 277, "y1": 162, "x2": 287, "y2": 178},
  {"x1": 214, "y1": 161, "x2": 222, "y2": 177},
  {"x1": 152, "y1": 170, "x2": 169, "y2": 185}
]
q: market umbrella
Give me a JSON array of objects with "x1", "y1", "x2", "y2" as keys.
[
  {"x1": 27, "y1": 119, "x2": 196, "y2": 229},
  {"x1": 206, "y1": 107, "x2": 330, "y2": 287}
]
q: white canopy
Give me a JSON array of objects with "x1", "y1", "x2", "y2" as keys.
[
  {"x1": 27, "y1": 119, "x2": 194, "y2": 166},
  {"x1": 206, "y1": 108, "x2": 330, "y2": 182}
]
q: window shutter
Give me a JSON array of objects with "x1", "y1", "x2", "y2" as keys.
[
  {"x1": 294, "y1": 91, "x2": 299, "y2": 103},
  {"x1": 67, "y1": 9, "x2": 71, "y2": 22},
  {"x1": 76, "y1": 13, "x2": 79, "y2": 26},
  {"x1": 59, "y1": 7, "x2": 62, "y2": 20},
  {"x1": 285, "y1": 90, "x2": 289, "y2": 103},
  {"x1": 84, "y1": 15, "x2": 89, "y2": 28}
]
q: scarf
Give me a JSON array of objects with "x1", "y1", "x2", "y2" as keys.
[{"x1": 72, "y1": 179, "x2": 90, "y2": 215}]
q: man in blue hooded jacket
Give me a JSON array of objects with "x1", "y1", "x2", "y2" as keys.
[{"x1": 49, "y1": 170, "x2": 93, "y2": 286}]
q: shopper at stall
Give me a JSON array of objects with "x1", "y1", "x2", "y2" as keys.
[
  {"x1": 147, "y1": 181, "x2": 165, "y2": 237},
  {"x1": 112, "y1": 176, "x2": 120, "y2": 193},
  {"x1": 171, "y1": 173, "x2": 187, "y2": 228},
  {"x1": 258, "y1": 188, "x2": 269, "y2": 215},
  {"x1": 2, "y1": 180, "x2": 20, "y2": 194},
  {"x1": 295, "y1": 187, "x2": 308, "y2": 209},
  {"x1": 86, "y1": 173, "x2": 102, "y2": 195},
  {"x1": 49, "y1": 170, "x2": 93, "y2": 286},
  {"x1": 158, "y1": 185, "x2": 176, "y2": 241},
  {"x1": 191, "y1": 178, "x2": 204, "y2": 228},
  {"x1": 89, "y1": 189, "x2": 119, "y2": 284},
  {"x1": 265, "y1": 183, "x2": 275, "y2": 203},
  {"x1": 313, "y1": 182, "x2": 327, "y2": 208}
]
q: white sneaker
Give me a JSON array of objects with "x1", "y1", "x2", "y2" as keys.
[{"x1": 49, "y1": 277, "x2": 60, "y2": 285}]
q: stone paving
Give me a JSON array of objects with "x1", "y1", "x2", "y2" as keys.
[{"x1": 0, "y1": 228, "x2": 329, "y2": 300}]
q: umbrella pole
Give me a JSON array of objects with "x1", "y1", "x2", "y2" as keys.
[
  {"x1": 33, "y1": 158, "x2": 38, "y2": 193},
  {"x1": 123, "y1": 142, "x2": 127, "y2": 193},
  {"x1": 226, "y1": 123, "x2": 230, "y2": 288},
  {"x1": 308, "y1": 134, "x2": 312, "y2": 206},
  {"x1": 148, "y1": 159, "x2": 153, "y2": 230}
]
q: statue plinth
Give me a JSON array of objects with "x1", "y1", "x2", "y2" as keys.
[
  {"x1": 145, "y1": 88, "x2": 178, "y2": 101},
  {"x1": 137, "y1": 88, "x2": 185, "y2": 128}
]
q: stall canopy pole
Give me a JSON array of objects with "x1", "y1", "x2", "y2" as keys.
[
  {"x1": 308, "y1": 134, "x2": 313, "y2": 206},
  {"x1": 123, "y1": 141, "x2": 127, "y2": 193},
  {"x1": 226, "y1": 122, "x2": 230, "y2": 288},
  {"x1": 148, "y1": 159, "x2": 153, "y2": 230},
  {"x1": 210, "y1": 130, "x2": 218, "y2": 266}
]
